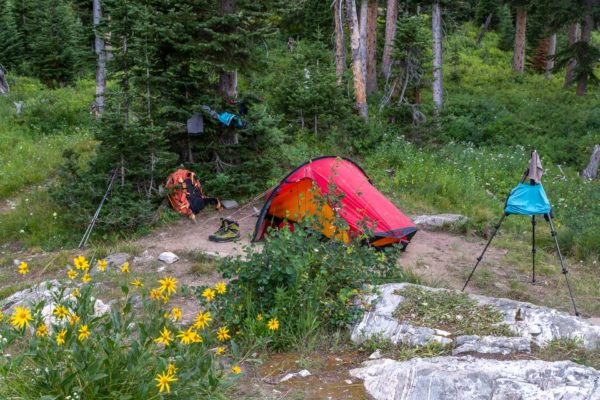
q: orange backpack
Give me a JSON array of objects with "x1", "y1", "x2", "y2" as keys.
[{"x1": 165, "y1": 169, "x2": 206, "y2": 218}]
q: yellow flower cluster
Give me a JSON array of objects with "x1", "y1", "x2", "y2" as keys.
[
  {"x1": 201, "y1": 281, "x2": 227, "y2": 302},
  {"x1": 17, "y1": 261, "x2": 29, "y2": 276}
]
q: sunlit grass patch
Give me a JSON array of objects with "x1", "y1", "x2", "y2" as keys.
[{"x1": 393, "y1": 286, "x2": 513, "y2": 337}]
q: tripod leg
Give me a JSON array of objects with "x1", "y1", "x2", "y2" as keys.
[
  {"x1": 463, "y1": 213, "x2": 507, "y2": 291},
  {"x1": 531, "y1": 216, "x2": 536, "y2": 283},
  {"x1": 546, "y1": 213, "x2": 580, "y2": 316}
]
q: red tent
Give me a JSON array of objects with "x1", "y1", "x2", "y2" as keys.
[{"x1": 253, "y1": 156, "x2": 417, "y2": 249}]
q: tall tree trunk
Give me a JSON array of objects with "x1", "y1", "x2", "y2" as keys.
[
  {"x1": 576, "y1": 1, "x2": 593, "y2": 96},
  {"x1": 432, "y1": 0, "x2": 443, "y2": 112},
  {"x1": 564, "y1": 23, "x2": 580, "y2": 88},
  {"x1": 346, "y1": 0, "x2": 368, "y2": 119},
  {"x1": 219, "y1": 0, "x2": 237, "y2": 98},
  {"x1": 93, "y1": 0, "x2": 106, "y2": 115},
  {"x1": 366, "y1": 0, "x2": 378, "y2": 94},
  {"x1": 359, "y1": 0, "x2": 368, "y2": 84},
  {"x1": 476, "y1": 12, "x2": 493, "y2": 46},
  {"x1": 545, "y1": 33, "x2": 556, "y2": 78},
  {"x1": 512, "y1": 7, "x2": 527, "y2": 73},
  {"x1": 334, "y1": 0, "x2": 346, "y2": 85},
  {"x1": 381, "y1": 0, "x2": 398, "y2": 80}
]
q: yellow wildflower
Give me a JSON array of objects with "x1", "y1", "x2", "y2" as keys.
[
  {"x1": 170, "y1": 308, "x2": 182, "y2": 321},
  {"x1": 155, "y1": 370, "x2": 178, "y2": 394},
  {"x1": 97, "y1": 259, "x2": 108, "y2": 272},
  {"x1": 158, "y1": 276, "x2": 177, "y2": 297},
  {"x1": 256, "y1": 313, "x2": 263, "y2": 321},
  {"x1": 215, "y1": 282, "x2": 227, "y2": 295},
  {"x1": 78, "y1": 325, "x2": 90, "y2": 341},
  {"x1": 176, "y1": 327, "x2": 196, "y2": 345},
  {"x1": 71, "y1": 288, "x2": 80, "y2": 297},
  {"x1": 0, "y1": 310, "x2": 3, "y2": 321},
  {"x1": 202, "y1": 287, "x2": 215, "y2": 302},
  {"x1": 81, "y1": 273, "x2": 91, "y2": 283},
  {"x1": 154, "y1": 327, "x2": 173, "y2": 347},
  {"x1": 36, "y1": 323, "x2": 48, "y2": 337},
  {"x1": 216, "y1": 326, "x2": 231, "y2": 342},
  {"x1": 74, "y1": 256, "x2": 89, "y2": 271},
  {"x1": 131, "y1": 279, "x2": 143, "y2": 288},
  {"x1": 267, "y1": 318, "x2": 280, "y2": 331},
  {"x1": 150, "y1": 288, "x2": 162, "y2": 301},
  {"x1": 191, "y1": 331, "x2": 203, "y2": 343},
  {"x1": 56, "y1": 328, "x2": 67, "y2": 345},
  {"x1": 215, "y1": 346, "x2": 225, "y2": 355},
  {"x1": 231, "y1": 365, "x2": 241, "y2": 374},
  {"x1": 69, "y1": 312, "x2": 80, "y2": 326},
  {"x1": 167, "y1": 363, "x2": 178, "y2": 375},
  {"x1": 17, "y1": 262, "x2": 29, "y2": 275},
  {"x1": 53, "y1": 305, "x2": 69, "y2": 320},
  {"x1": 192, "y1": 311, "x2": 212, "y2": 330},
  {"x1": 120, "y1": 262, "x2": 130, "y2": 273},
  {"x1": 67, "y1": 269, "x2": 78, "y2": 280}
]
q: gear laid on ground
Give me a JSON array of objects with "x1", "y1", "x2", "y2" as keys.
[{"x1": 209, "y1": 218, "x2": 240, "y2": 243}]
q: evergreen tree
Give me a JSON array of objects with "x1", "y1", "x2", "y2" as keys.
[
  {"x1": 26, "y1": 0, "x2": 86, "y2": 86},
  {"x1": 0, "y1": 0, "x2": 22, "y2": 70}
]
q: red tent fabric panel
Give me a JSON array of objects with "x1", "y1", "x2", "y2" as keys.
[{"x1": 253, "y1": 157, "x2": 417, "y2": 248}]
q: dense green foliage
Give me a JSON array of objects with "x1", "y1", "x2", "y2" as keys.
[
  {"x1": 219, "y1": 211, "x2": 416, "y2": 351},
  {"x1": 0, "y1": 1, "x2": 598, "y2": 262}
]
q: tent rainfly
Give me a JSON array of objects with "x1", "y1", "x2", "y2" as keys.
[{"x1": 253, "y1": 156, "x2": 417, "y2": 249}]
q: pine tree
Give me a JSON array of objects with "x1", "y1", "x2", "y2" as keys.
[
  {"x1": 0, "y1": 0, "x2": 22, "y2": 70},
  {"x1": 26, "y1": 0, "x2": 85, "y2": 86}
]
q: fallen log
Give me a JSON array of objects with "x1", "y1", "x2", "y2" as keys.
[{"x1": 582, "y1": 144, "x2": 600, "y2": 179}]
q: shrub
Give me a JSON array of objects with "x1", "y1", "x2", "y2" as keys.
[
  {"x1": 218, "y1": 191, "x2": 418, "y2": 351},
  {"x1": 0, "y1": 256, "x2": 244, "y2": 399}
]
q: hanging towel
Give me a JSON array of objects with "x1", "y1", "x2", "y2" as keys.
[{"x1": 528, "y1": 150, "x2": 544, "y2": 184}]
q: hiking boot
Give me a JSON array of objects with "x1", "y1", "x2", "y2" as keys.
[{"x1": 209, "y1": 218, "x2": 240, "y2": 242}]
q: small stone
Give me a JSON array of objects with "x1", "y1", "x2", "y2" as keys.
[
  {"x1": 13, "y1": 259, "x2": 21, "y2": 267},
  {"x1": 345, "y1": 380, "x2": 353, "y2": 385},
  {"x1": 157, "y1": 266, "x2": 166, "y2": 273},
  {"x1": 369, "y1": 349, "x2": 382, "y2": 359},
  {"x1": 279, "y1": 369, "x2": 311, "y2": 383},
  {"x1": 221, "y1": 200, "x2": 239, "y2": 209},
  {"x1": 158, "y1": 252, "x2": 179, "y2": 264}
]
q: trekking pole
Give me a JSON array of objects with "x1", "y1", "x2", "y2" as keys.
[
  {"x1": 78, "y1": 169, "x2": 118, "y2": 249},
  {"x1": 531, "y1": 215, "x2": 536, "y2": 283}
]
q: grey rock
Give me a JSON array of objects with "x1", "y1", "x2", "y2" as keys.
[
  {"x1": 352, "y1": 283, "x2": 600, "y2": 350},
  {"x1": 158, "y1": 251, "x2": 179, "y2": 264},
  {"x1": 413, "y1": 213, "x2": 468, "y2": 229},
  {"x1": 453, "y1": 335, "x2": 531, "y2": 356},
  {"x1": 133, "y1": 250, "x2": 153, "y2": 265},
  {"x1": 105, "y1": 253, "x2": 129, "y2": 267},
  {"x1": 369, "y1": 349, "x2": 382, "y2": 359},
  {"x1": 350, "y1": 356, "x2": 600, "y2": 400},
  {"x1": 13, "y1": 259, "x2": 22, "y2": 267},
  {"x1": 221, "y1": 200, "x2": 239, "y2": 209},
  {"x1": 351, "y1": 283, "x2": 453, "y2": 347},
  {"x1": 2, "y1": 280, "x2": 62, "y2": 310}
]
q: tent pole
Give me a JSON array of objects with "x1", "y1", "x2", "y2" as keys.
[
  {"x1": 531, "y1": 215, "x2": 536, "y2": 283},
  {"x1": 545, "y1": 213, "x2": 580, "y2": 316},
  {"x1": 462, "y1": 213, "x2": 507, "y2": 291}
]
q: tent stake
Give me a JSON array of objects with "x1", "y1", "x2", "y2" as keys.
[
  {"x1": 546, "y1": 213, "x2": 580, "y2": 316},
  {"x1": 462, "y1": 213, "x2": 507, "y2": 291}
]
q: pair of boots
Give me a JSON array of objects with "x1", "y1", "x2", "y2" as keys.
[{"x1": 209, "y1": 218, "x2": 240, "y2": 242}]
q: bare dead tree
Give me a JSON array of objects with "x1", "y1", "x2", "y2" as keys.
[
  {"x1": 333, "y1": 0, "x2": 346, "y2": 86},
  {"x1": 381, "y1": 0, "x2": 399, "y2": 80},
  {"x1": 582, "y1": 144, "x2": 600, "y2": 179},
  {"x1": 93, "y1": 0, "x2": 106, "y2": 115},
  {"x1": 0, "y1": 65, "x2": 9, "y2": 94},
  {"x1": 346, "y1": 0, "x2": 368, "y2": 119}
]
